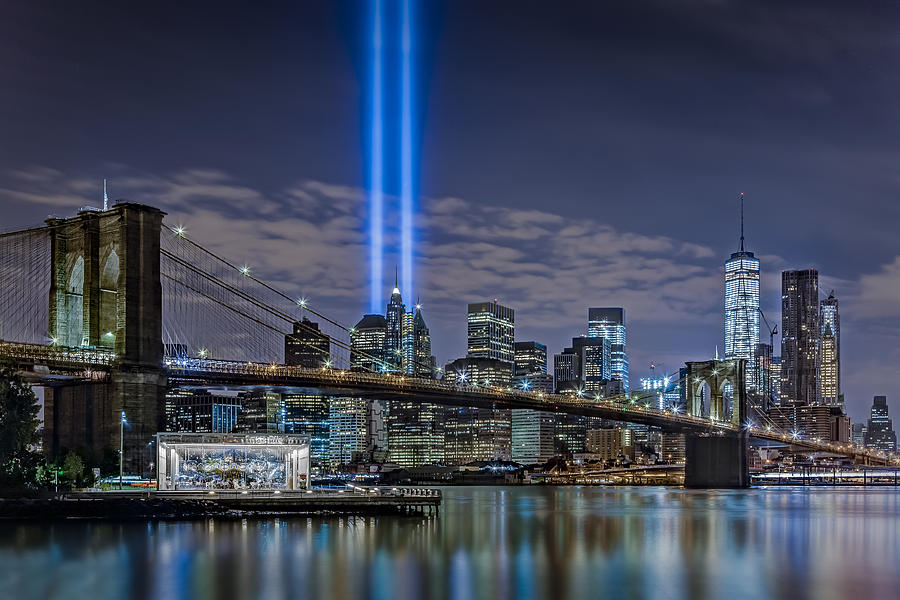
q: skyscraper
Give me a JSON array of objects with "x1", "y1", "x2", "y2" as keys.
[
  {"x1": 384, "y1": 284, "x2": 405, "y2": 371},
  {"x1": 864, "y1": 396, "x2": 897, "y2": 452},
  {"x1": 284, "y1": 317, "x2": 331, "y2": 368},
  {"x1": 553, "y1": 349, "x2": 580, "y2": 394},
  {"x1": 571, "y1": 336, "x2": 611, "y2": 392},
  {"x1": 350, "y1": 314, "x2": 387, "y2": 372},
  {"x1": 511, "y1": 341, "x2": 554, "y2": 465},
  {"x1": 467, "y1": 301, "x2": 515, "y2": 364},
  {"x1": 780, "y1": 269, "x2": 819, "y2": 405},
  {"x1": 819, "y1": 291, "x2": 841, "y2": 407},
  {"x1": 514, "y1": 341, "x2": 547, "y2": 377},
  {"x1": 281, "y1": 392, "x2": 330, "y2": 470},
  {"x1": 587, "y1": 308, "x2": 628, "y2": 390},
  {"x1": 404, "y1": 304, "x2": 436, "y2": 377},
  {"x1": 724, "y1": 230, "x2": 760, "y2": 392},
  {"x1": 328, "y1": 397, "x2": 369, "y2": 467}
]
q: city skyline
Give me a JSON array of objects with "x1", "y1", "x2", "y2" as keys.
[{"x1": 2, "y1": 1, "x2": 900, "y2": 422}]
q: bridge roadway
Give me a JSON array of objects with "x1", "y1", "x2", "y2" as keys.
[{"x1": 2, "y1": 340, "x2": 896, "y2": 466}]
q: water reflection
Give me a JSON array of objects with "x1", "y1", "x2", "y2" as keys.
[{"x1": 2, "y1": 487, "x2": 899, "y2": 600}]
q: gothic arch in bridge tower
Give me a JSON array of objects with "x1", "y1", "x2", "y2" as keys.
[
  {"x1": 64, "y1": 255, "x2": 85, "y2": 347},
  {"x1": 99, "y1": 249, "x2": 119, "y2": 348},
  {"x1": 685, "y1": 359, "x2": 747, "y2": 427}
]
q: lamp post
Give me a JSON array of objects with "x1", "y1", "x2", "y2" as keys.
[{"x1": 119, "y1": 410, "x2": 126, "y2": 490}]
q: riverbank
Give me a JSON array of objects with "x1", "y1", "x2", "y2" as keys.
[{"x1": 0, "y1": 488, "x2": 440, "y2": 520}]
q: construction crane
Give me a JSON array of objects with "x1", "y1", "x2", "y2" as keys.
[{"x1": 758, "y1": 308, "x2": 778, "y2": 409}]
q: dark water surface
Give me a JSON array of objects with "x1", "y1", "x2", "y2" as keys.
[{"x1": 2, "y1": 486, "x2": 899, "y2": 600}]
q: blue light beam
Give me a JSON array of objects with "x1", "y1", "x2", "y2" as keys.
[
  {"x1": 400, "y1": 0, "x2": 415, "y2": 300},
  {"x1": 369, "y1": 0, "x2": 385, "y2": 313}
]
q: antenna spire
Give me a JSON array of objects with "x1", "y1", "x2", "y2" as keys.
[
  {"x1": 739, "y1": 192, "x2": 744, "y2": 252},
  {"x1": 103, "y1": 178, "x2": 109, "y2": 211}
]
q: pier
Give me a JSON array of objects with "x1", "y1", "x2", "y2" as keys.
[{"x1": 0, "y1": 488, "x2": 441, "y2": 520}]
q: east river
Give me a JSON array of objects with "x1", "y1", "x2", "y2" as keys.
[{"x1": 2, "y1": 486, "x2": 899, "y2": 600}]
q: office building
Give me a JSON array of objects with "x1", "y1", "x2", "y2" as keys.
[
  {"x1": 864, "y1": 396, "x2": 897, "y2": 452},
  {"x1": 819, "y1": 292, "x2": 841, "y2": 407},
  {"x1": 781, "y1": 269, "x2": 819, "y2": 405},
  {"x1": 328, "y1": 397, "x2": 369, "y2": 468},
  {"x1": 166, "y1": 389, "x2": 242, "y2": 433},
  {"x1": 588, "y1": 308, "x2": 629, "y2": 390},
  {"x1": 387, "y1": 402, "x2": 444, "y2": 467},
  {"x1": 553, "y1": 349, "x2": 580, "y2": 394},
  {"x1": 235, "y1": 391, "x2": 282, "y2": 433},
  {"x1": 586, "y1": 428, "x2": 634, "y2": 462},
  {"x1": 724, "y1": 234, "x2": 760, "y2": 392},
  {"x1": 444, "y1": 406, "x2": 512, "y2": 464},
  {"x1": 384, "y1": 285, "x2": 405, "y2": 371},
  {"x1": 350, "y1": 313, "x2": 387, "y2": 372},
  {"x1": 571, "y1": 336, "x2": 611, "y2": 392},
  {"x1": 512, "y1": 409, "x2": 555, "y2": 465},
  {"x1": 770, "y1": 356, "x2": 781, "y2": 405},
  {"x1": 405, "y1": 305, "x2": 436, "y2": 377},
  {"x1": 467, "y1": 301, "x2": 515, "y2": 363},
  {"x1": 282, "y1": 392, "x2": 330, "y2": 468},
  {"x1": 851, "y1": 422, "x2": 867, "y2": 446},
  {"x1": 754, "y1": 343, "x2": 773, "y2": 409},
  {"x1": 511, "y1": 341, "x2": 554, "y2": 464},
  {"x1": 284, "y1": 317, "x2": 330, "y2": 368},
  {"x1": 514, "y1": 341, "x2": 547, "y2": 376},
  {"x1": 444, "y1": 356, "x2": 513, "y2": 388},
  {"x1": 443, "y1": 356, "x2": 512, "y2": 463}
]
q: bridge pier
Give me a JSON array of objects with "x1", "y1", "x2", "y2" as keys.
[{"x1": 684, "y1": 433, "x2": 750, "y2": 488}]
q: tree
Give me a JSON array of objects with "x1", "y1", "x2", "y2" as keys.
[
  {"x1": 0, "y1": 362, "x2": 44, "y2": 493},
  {"x1": 62, "y1": 451, "x2": 85, "y2": 487}
]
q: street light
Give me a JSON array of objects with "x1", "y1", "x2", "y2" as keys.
[{"x1": 119, "y1": 410, "x2": 126, "y2": 490}]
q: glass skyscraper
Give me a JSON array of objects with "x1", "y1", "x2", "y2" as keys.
[
  {"x1": 724, "y1": 248, "x2": 760, "y2": 392},
  {"x1": 588, "y1": 308, "x2": 628, "y2": 391}
]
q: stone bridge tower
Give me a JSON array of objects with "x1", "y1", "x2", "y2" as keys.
[
  {"x1": 43, "y1": 203, "x2": 166, "y2": 474},
  {"x1": 683, "y1": 358, "x2": 750, "y2": 488}
]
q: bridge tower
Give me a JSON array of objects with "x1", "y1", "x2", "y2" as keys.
[
  {"x1": 683, "y1": 358, "x2": 750, "y2": 487},
  {"x1": 43, "y1": 203, "x2": 166, "y2": 474}
]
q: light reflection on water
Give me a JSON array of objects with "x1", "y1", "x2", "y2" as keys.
[{"x1": 2, "y1": 486, "x2": 899, "y2": 600}]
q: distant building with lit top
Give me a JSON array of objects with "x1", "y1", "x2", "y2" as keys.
[
  {"x1": 864, "y1": 396, "x2": 897, "y2": 452},
  {"x1": 588, "y1": 308, "x2": 628, "y2": 391},
  {"x1": 385, "y1": 285, "x2": 405, "y2": 371},
  {"x1": 819, "y1": 291, "x2": 841, "y2": 407}
]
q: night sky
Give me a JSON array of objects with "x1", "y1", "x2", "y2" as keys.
[{"x1": 2, "y1": 1, "x2": 899, "y2": 421}]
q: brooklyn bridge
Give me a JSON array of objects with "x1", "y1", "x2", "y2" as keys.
[{"x1": 1, "y1": 202, "x2": 895, "y2": 487}]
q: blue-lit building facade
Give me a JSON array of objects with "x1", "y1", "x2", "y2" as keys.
[
  {"x1": 724, "y1": 249, "x2": 760, "y2": 392},
  {"x1": 588, "y1": 308, "x2": 628, "y2": 391}
]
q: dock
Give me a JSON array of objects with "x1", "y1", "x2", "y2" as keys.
[{"x1": 0, "y1": 487, "x2": 441, "y2": 520}]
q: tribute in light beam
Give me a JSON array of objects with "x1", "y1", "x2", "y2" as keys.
[
  {"x1": 400, "y1": 0, "x2": 414, "y2": 300},
  {"x1": 368, "y1": 0, "x2": 385, "y2": 313}
]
